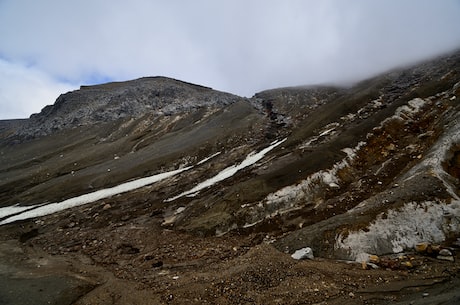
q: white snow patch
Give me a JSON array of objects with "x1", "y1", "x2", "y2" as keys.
[
  {"x1": 242, "y1": 221, "x2": 261, "y2": 229},
  {"x1": 0, "y1": 204, "x2": 47, "y2": 219},
  {"x1": 197, "y1": 152, "x2": 221, "y2": 165},
  {"x1": 334, "y1": 98, "x2": 460, "y2": 261},
  {"x1": 239, "y1": 141, "x2": 366, "y2": 228},
  {"x1": 266, "y1": 142, "x2": 365, "y2": 207},
  {"x1": 402, "y1": 109, "x2": 460, "y2": 200},
  {"x1": 341, "y1": 147, "x2": 356, "y2": 157},
  {"x1": 166, "y1": 138, "x2": 287, "y2": 202},
  {"x1": 318, "y1": 128, "x2": 335, "y2": 137},
  {"x1": 0, "y1": 166, "x2": 192, "y2": 225},
  {"x1": 384, "y1": 98, "x2": 427, "y2": 123},
  {"x1": 335, "y1": 200, "x2": 460, "y2": 260},
  {"x1": 299, "y1": 123, "x2": 339, "y2": 149},
  {"x1": 175, "y1": 207, "x2": 186, "y2": 214}
]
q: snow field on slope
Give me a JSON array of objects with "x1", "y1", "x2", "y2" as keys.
[
  {"x1": 0, "y1": 140, "x2": 285, "y2": 225},
  {"x1": 0, "y1": 166, "x2": 192, "y2": 225},
  {"x1": 165, "y1": 138, "x2": 287, "y2": 202}
]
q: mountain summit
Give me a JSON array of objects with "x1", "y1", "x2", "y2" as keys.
[
  {"x1": 8, "y1": 77, "x2": 244, "y2": 140},
  {"x1": 1, "y1": 50, "x2": 460, "y2": 304}
]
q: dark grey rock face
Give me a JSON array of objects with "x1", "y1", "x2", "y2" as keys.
[{"x1": 17, "y1": 77, "x2": 245, "y2": 139}]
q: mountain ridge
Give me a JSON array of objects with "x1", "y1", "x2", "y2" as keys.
[
  {"x1": 7, "y1": 76, "x2": 246, "y2": 141},
  {"x1": 3, "y1": 49, "x2": 460, "y2": 142},
  {"x1": 0, "y1": 50, "x2": 460, "y2": 305}
]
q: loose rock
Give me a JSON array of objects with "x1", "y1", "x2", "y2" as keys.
[
  {"x1": 439, "y1": 249, "x2": 453, "y2": 256},
  {"x1": 415, "y1": 242, "x2": 429, "y2": 253},
  {"x1": 437, "y1": 255, "x2": 455, "y2": 262},
  {"x1": 436, "y1": 249, "x2": 454, "y2": 262},
  {"x1": 291, "y1": 247, "x2": 314, "y2": 260}
]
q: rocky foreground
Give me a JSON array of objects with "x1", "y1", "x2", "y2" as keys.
[{"x1": 0, "y1": 50, "x2": 460, "y2": 304}]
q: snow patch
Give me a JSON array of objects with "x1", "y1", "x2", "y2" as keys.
[
  {"x1": 395, "y1": 98, "x2": 426, "y2": 119},
  {"x1": 299, "y1": 122, "x2": 339, "y2": 149},
  {"x1": 402, "y1": 109, "x2": 460, "y2": 199},
  {"x1": 0, "y1": 149, "x2": 228, "y2": 225},
  {"x1": 265, "y1": 142, "x2": 364, "y2": 206},
  {"x1": 239, "y1": 142, "x2": 366, "y2": 228},
  {"x1": 318, "y1": 128, "x2": 335, "y2": 137},
  {"x1": 334, "y1": 97, "x2": 460, "y2": 260},
  {"x1": 166, "y1": 139, "x2": 287, "y2": 202},
  {"x1": 335, "y1": 200, "x2": 460, "y2": 260},
  {"x1": 0, "y1": 204, "x2": 47, "y2": 219},
  {"x1": 0, "y1": 166, "x2": 192, "y2": 225},
  {"x1": 383, "y1": 98, "x2": 428, "y2": 124},
  {"x1": 197, "y1": 152, "x2": 221, "y2": 165},
  {"x1": 175, "y1": 207, "x2": 186, "y2": 214}
]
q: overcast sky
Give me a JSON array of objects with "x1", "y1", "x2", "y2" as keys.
[{"x1": 1, "y1": 0, "x2": 460, "y2": 119}]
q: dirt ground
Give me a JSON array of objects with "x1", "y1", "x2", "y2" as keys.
[{"x1": 1, "y1": 200, "x2": 459, "y2": 305}]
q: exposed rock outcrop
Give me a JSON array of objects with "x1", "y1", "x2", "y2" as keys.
[{"x1": 13, "y1": 77, "x2": 246, "y2": 140}]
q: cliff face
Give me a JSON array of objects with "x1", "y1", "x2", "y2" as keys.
[{"x1": 0, "y1": 50, "x2": 460, "y2": 304}]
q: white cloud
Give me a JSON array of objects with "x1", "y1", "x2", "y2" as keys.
[
  {"x1": 0, "y1": 59, "x2": 76, "y2": 119},
  {"x1": 1, "y1": 0, "x2": 460, "y2": 119}
]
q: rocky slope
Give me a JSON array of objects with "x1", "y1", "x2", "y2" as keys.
[
  {"x1": 0, "y1": 50, "x2": 460, "y2": 305},
  {"x1": 12, "y1": 77, "x2": 244, "y2": 139}
]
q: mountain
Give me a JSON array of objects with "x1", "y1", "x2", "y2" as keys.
[{"x1": 0, "y1": 50, "x2": 459, "y2": 305}]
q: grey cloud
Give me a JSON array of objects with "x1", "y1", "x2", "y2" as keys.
[{"x1": 1, "y1": 0, "x2": 460, "y2": 119}]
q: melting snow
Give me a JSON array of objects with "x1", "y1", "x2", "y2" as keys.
[
  {"x1": 335, "y1": 200, "x2": 460, "y2": 260},
  {"x1": 402, "y1": 107, "x2": 460, "y2": 200},
  {"x1": 166, "y1": 138, "x2": 287, "y2": 202},
  {"x1": 265, "y1": 141, "x2": 365, "y2": 206},
  {"x1": 0, "y1": 150, "x2": 227, "y2": 225},
  {"x1": 197, "y1": 152, "x2": 221, "y2": 165},
  {"x1": 299, "y1": 123, "x2": 339, "y2": 149},
  {"x1": 0, "y1": 166, "x2": 192, "y2": 225},
  {"x1": 334, "y1": 98, "x2": 460, "y2": 260},
  {"x1": 318, "y1": 128, "x2": 335, "y2": 137},
  {"x1": 239, "y1": 141, "x2": 366, "y2": 229},
  {"x1": 0, "y1": 204, "x2": 48, "y2": 219},
  {"x1": 0, "y1": 144, "x2": 284, "y2": 225}
]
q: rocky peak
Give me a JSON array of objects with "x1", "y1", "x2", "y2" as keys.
[{"x1": 19, "y1": 76, "x2": 245, "y2": 139}]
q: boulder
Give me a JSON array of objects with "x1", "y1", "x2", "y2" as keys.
[{"x1": 291, "y1": 247, "x2": 314, "y2": 260}]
